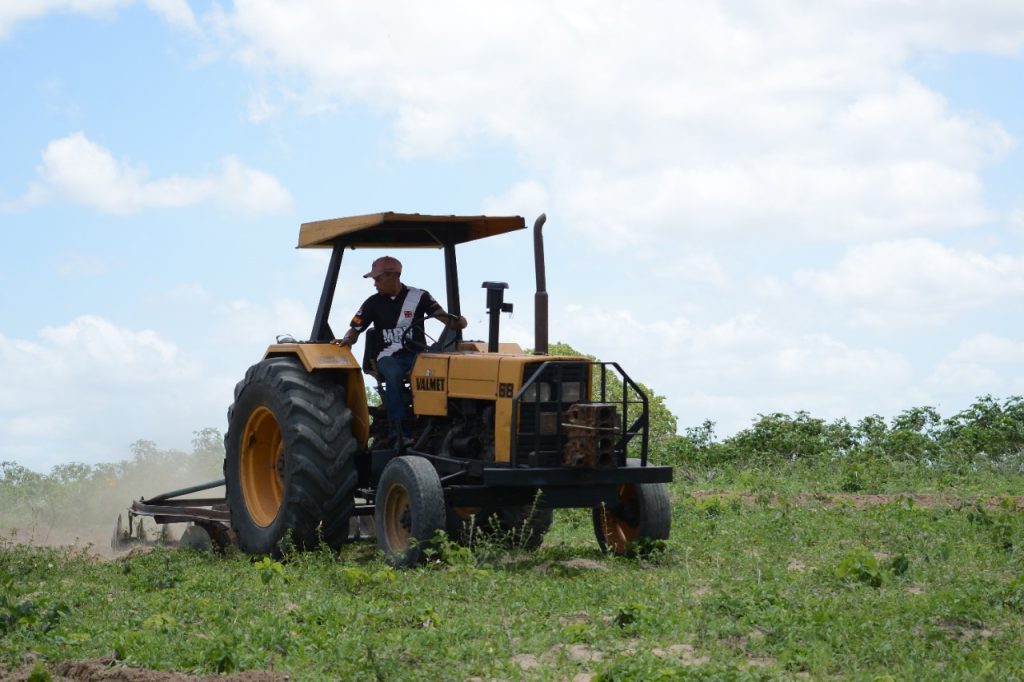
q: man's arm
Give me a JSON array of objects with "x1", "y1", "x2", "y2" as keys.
[
  {"x1": 419, "y1": 289, "x2": 466, "y2": 331},
  {"x1": 334, "y1": 328, "x2": 360, "y2": 347},
  {"x1": 433, "y1": 310, "x2": 468, "y2": 330},
  {"x1": 334, "y1": 298, "x2": 373, "y2": 347}
]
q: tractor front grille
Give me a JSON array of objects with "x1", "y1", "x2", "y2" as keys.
[
  {"x1": 562, "y1": 403, "x2": 618, "y2": 469},
  {"x1": 511, "y1": 361, "x2": 648, "y2": 468}
]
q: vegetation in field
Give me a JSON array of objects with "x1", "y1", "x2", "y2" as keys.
[
  {"x1": 659, "y1": 394, "x2": 1024, "y2": 496},
  {"x1": 2, "y1": 486, "x2": 1023, "y2": 680}
]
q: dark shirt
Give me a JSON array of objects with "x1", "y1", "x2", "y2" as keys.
[{"x1": 350, "y1": 285, "x2": 441, "y2": 358}]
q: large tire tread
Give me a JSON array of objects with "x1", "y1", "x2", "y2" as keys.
[{"x1": 225, "y1": 357, "x2": 357, "y2": 555}]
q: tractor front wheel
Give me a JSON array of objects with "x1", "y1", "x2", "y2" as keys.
[
  {"x1": 593, "y1": 482, "x2": 671, "y2": 555},
  {"x1": 375, "y1": 456, "x2": 445, "y2": 567}
]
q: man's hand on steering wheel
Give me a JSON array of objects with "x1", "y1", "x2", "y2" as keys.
[
  {"x1": 443, "y1": 313, "x2": 468, "y2": 331},
  {"x1": 401, "y1": 312, "x2": 465, "y2": 353}
]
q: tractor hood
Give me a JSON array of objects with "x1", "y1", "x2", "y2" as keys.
[{"x1": 298, "y1": 212, "x2": 526, "y2": 249}]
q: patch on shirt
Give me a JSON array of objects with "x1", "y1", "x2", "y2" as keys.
[{"x1": 404, "y1": 310, "x2": 413, "y2": 318}]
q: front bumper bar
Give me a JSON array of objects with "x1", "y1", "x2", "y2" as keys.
[
  {"x1": 444, "y1": 463, "x2": 673, "y2": 508},
  {"x1": 482, "y1": 464, "x2": 673, "y2": 487}
]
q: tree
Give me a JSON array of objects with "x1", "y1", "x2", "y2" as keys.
[
  {"x1": 940, "y1": 395, "x2": 1024, "y2": 457},
  {"x1": 541, "y1": 341, "x2": 678, "y2": 448},
  {"x1": 191, "y1": 427, "x2": 225, "y2": 479}
]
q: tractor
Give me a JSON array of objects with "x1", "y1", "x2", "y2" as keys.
[{"x1": 118, "y1": 212, "x2": 672, "y2": 566}]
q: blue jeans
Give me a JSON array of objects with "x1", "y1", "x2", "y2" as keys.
[{"x1": 377, "y1": 353, "x2": 417, "y2": 424}]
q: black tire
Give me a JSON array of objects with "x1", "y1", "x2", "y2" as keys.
[
  {"x1": 593, "y1": 482, "x2": 671, "y2": 555},
  {"x1": 375, "y1": 456, "x2": 445, "y2": 567},
  {"x1": 449, "y1": 504, "x2": 554, "y2": 550},
  {"x1": 224, "y1": 357, "x2": 358, "y2": 555}
]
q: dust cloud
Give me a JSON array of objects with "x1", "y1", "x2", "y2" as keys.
[{"x1": 1, "y1": 435, "x2": 226, "y2": 559}]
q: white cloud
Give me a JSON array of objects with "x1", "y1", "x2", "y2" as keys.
[
  {"x1": 0, "y1": 316, "x2": 216, "y2": 471},
  {"x1": 220, "y1": 1, "x2": 1022, "y2": 243},
  {"x1": 143, "y1": 0, "x2": 197, "y2": 32},
  {"x1": 0, "y1": 0, "x2": 124, "y2": 41},
  {"x1": 796, "y1": 239, "x2": 1024, "y2": 327},
  {"x1": 25, "y1": 132, "x2": 291, "y2": 216},
  {"x1": 0, "y1": 301, "x2": 332, "y2": 473},
  {"x1": 482, "y1": 181, "x2": 550, "y2": 224},
  {"x1": 35, "y1": 315, "x2": 181, "y2": 374},
  {"x1": 56, "y1": 251, "x2": 108, "y2": 277},
  {"x1": 1010, "y1": 206, "x2": 1024, "y2": 234},
  {"x1": 212, "y1": 297, "x2": 312, "y2": 347},
  {"x1": 554, "y1": 304, "x2": 914, "y2": 433},
  {"x1": 943, "y1": 334, "x2": 1024, "y2": 366},
  {"x1": 155, "y1": 282, "x2": 323, "y2": 365},
  {"x1": 215, "y1": 155, "x2": 293, "y2": 215},
  {"x1": 927, "y1": 333, "x2": 1024, "y2": 397},
  {"x1": 0, "y1": 0, "x2": 195, "y2": 39},
  {"x1": 651, "y1": 252, "x2": 730, "y2": 289},
  {"x1": 246, "y1": 84, "x2": 280, "y2": 124}
]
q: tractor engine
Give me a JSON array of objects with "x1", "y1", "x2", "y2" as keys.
[{"x1": 436, "y1": 399, "x2": 496, "y2": 461}]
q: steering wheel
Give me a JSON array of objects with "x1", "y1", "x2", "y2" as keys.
[{"x1": 401, "y1": 314, "x2": 459, "y2": 353}]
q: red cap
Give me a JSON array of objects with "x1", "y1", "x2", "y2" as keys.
[{"x1": 363, "y1": 256, "x2": 403, "y2": 278}]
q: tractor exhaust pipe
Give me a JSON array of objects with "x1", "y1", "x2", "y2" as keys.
[{"x1": 533, "y1": 213, "x2": 548, "y2": 355}]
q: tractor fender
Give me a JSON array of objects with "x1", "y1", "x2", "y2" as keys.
[{"x1": 263, "y1": 343, "x2": 370, "y2": 448}]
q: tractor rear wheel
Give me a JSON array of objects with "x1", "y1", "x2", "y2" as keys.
[
  {"x1": 375, "y1": 456, "x2": 445, "y2": 567},
  {"x1": 224, "y1": 357, "x2": 357, "y2": 555},
  {"x1": 593, "y1": 482, "x2": 671, "y2": 555}
]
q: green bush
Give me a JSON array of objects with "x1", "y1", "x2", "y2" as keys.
[
  {"x1": 940, "y1": 395, "x2": 1024, "y2": 459},
  {"x1": 654, "y1": 395, "x2": 1024, "y2": 492},
  {"x1": 725, "y1": 411, "x2": 854, "y2": 463}
]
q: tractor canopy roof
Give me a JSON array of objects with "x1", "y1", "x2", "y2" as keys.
[{"x1": 298, "y1": 212, "x2": 526, "y2": 249}]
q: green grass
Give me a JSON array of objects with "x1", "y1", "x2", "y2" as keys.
[{"x1": 3, "y1": 480, "x2": 1024, "y2": 681}]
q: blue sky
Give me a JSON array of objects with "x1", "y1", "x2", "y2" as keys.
[{"x1": 1, "y1": 1, "x2": 1023, "y2": 473}]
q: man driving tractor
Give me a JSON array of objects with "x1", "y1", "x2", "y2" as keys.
[{"x1": 334, "y1": 255, "x2": 467, "y2": 445}]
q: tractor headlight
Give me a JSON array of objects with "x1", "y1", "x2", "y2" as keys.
[
  {"x1": 561, "y1": 382, "x2": 583, "y2": 403},
  {"x1": 522, "y1": 382, "x2": 552, "y2": 402},
  {"x1": 523, "y1": 381, "x2": 583, "y2": 402}
]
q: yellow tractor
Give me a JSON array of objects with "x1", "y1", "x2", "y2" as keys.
[{"x1": 119, "y1": 212, "x2": 672, "y2": 565}]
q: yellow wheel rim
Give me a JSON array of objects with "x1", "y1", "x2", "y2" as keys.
[
  {"x1": 240, "y1": 406, "x2": 284, "y2": 528},
  {"x1": 383, "y1": 483, "x2": 412, "y2": 551},
  {"x1": 599, "y1": 484, "x2": 640, "y2": 554}
]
